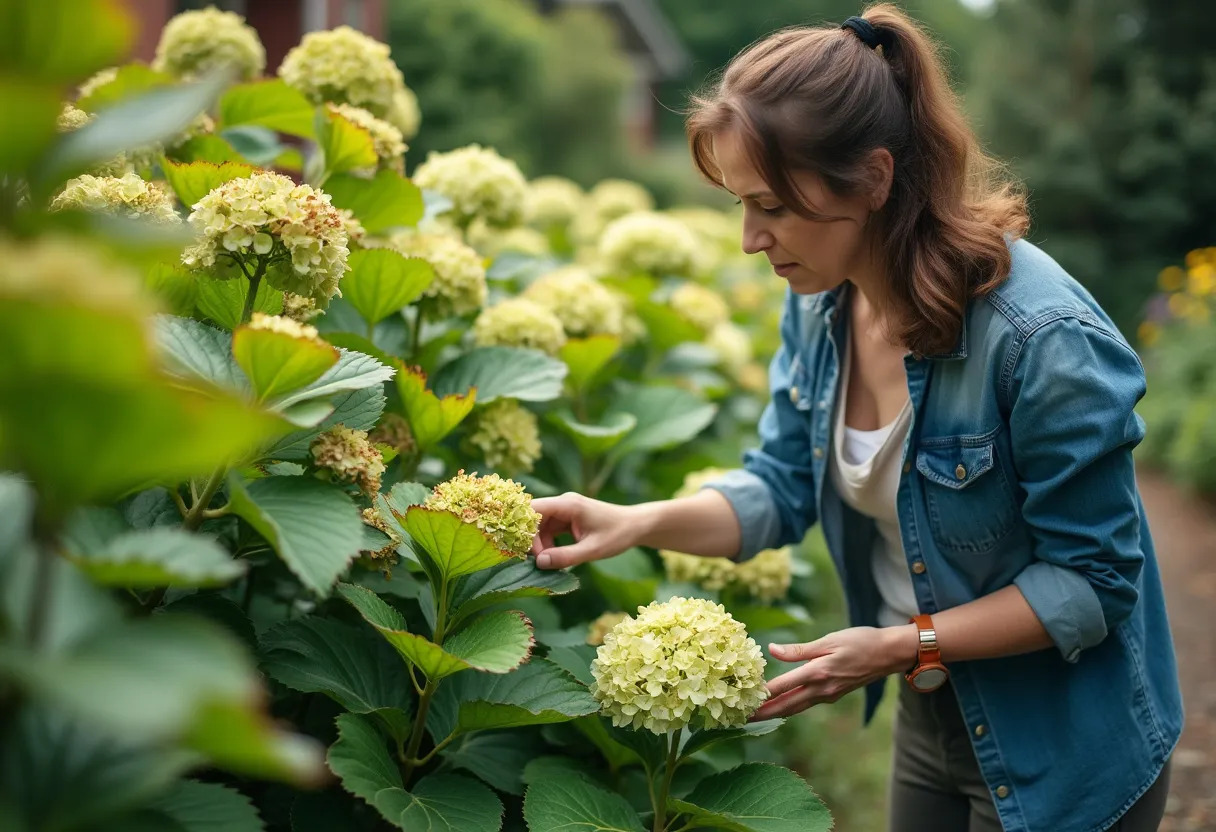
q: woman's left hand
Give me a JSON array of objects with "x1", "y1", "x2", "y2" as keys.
[{"x1": 750, "y1": 625, "x2": 918, "y2": 721}]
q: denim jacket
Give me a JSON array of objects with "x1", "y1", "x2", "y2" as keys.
[{"x1": 706, "y1": 239, "x2": 1183, "y2": 832}]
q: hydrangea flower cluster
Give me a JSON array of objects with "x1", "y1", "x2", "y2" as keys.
[
  {"x1": 412, "y1": 144, "x2": 528, "y2": 228},
  {"x1": 670, "y1": 283, "x2": 731, "y2": 333},
  {"x1": 309, "y1": 425, "x2": 386, "y2": 497},
  {"x1": 360, "y1": 506, "x2": 401, "y2": 562},
  {"x1": 465, "y1": 221, "x2": 549, "y2": 259},
  {"x1": 368, "y1": 412, "x2": 415, "y2": 457},
  {"x1": 56, "y1": 105, "x2": 128, "y2": 177},
  {"x1": 281, "y1": 293, "x2": 321, "y2": 323},
  {"x1": 526, "y1": 176, "x2": 584, "y2": 229},
  {"x1": 279, "y1": 26, "x2": 420, "y2": 136},
  {"x1": 590, "y1": 597, "x2": 768, "y2": 733},
  {"x1": 586, "y1": 611, "x2": 630, "y2": 647},
  {"x1": 599, "y1": 212, "x2": 698, "y2": 278},
  {"x1": 668, "y1": 206, "x2": 738, "y2": 276},
  {"x1": 707, "y1": 321, "x2": 754, "y2": 375},
  {"x1": 152, "y1": 6, "x2": 266, "y2": 81},
  {"x1": 659, "y1": 547, "x2": 793, "y2": 604},
  {"x1": 246, "y1": 312, "x2": 324, "y2": 345},
  {"x1": 472, "y1": 298, "x2": 566, "y2": 356},
  {"x1": 50, "y1": 173, "x2": 180, "y2": 225},
  {"x1": 75, "y1": 67, "x2": 119, "y2": 102},
  {"x1": 388, "y1": 231, "x2": 486, "y2": 317},
  {"x1": 0, "y1": 235, "x2": 152, "y2": 315},
  {"x1": 467, "y1": 399, "x2": 543, "y2": 475},
  {"x1": 327, "y1": 104, "x2": 406, "y2": 174},
  {"x1": 523, "y1": 266, "x2": 628, "y2": 339},
  {"x1": 570, "y1": 178, "x2": 654, "y2": 246},
  {"x1": 181, "y1": 172, "x2": 350, "y2": 306},
  {"x1": 424, "y1": 470, "x2": 540, "y2": 557}
]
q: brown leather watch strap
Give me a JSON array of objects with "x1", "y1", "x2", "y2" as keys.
[{"x1": 912, "y1": 614, "x2": 942, "y2": 665}]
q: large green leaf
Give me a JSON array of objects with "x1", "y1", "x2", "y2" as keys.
[
  {"x1": 523, "y1": 773, "x2": 645, "y2": 832},
  {"x1": 606, "y1": 385, "x2": 717, "y2": 459},
  {"x1": 227, "y1": 476, "x2": 363, "y2": 596},
  {"x1": 559, "y1": 335, "x2": 621, "y2": 392},
  {"x1": 272, "y1": 348, "x2": 395, "y2": 409},
  {"x1": 324, "y1": 169, "x2": 424, "y2": 234},
  {"x1": 328, "y1": 714, "x2": 503, "y2": 831},
  {"x1": 449, "y1": 558, "x2": 579, "y2": 629},
  {"x1": 402, "y1": 507, "x2": 516, "y2": 580},
  {"x1": 634, "y1": 299, "x2": 704, "y2": 352},
  {"x1": 183, "y1": 699, "x2": 327, "y2": 786},
  {"x1": 678, "y1": 720, "x2": 785, "y2": 760},
  {"x1": 155, "y1": 314, "x2": 248, "y2": 394},
  {"x1": 0, "y1": 0, "x2": 134, "y2": 84},
  {"x1": 261, "y1": 387, "x2": 385, "y2": 462},
  {"x1": 172, "y1": 133, "x2": 249, "y2": 165},
  {"x1": 0, "y1": 78, "x2": 61, "y2": 175},
  {"x1": 232, "y1": 323, "x2": 340, "y2": 402},
  {"x1": 318, "y1": 105, "x2": 377, "y2": 175},
  {"x1": 439, "y1": 732, "x2": 543, "y2": 796},
  {"x1": 219, "y1": 79, "x2": 316, "y2": 139},
  {"x1": 145, "y1": 263, "x2": 201, "y2": 317},
  {"x1": 668, "y1": 763, "x2": 833, "y2": 832},
  {"x1": 343, "y1": 249, "x2": 434, "y2": 326},
  {"x1": 394, "y1": 363, "x2": 475, "y2": 450},
  {"x1": 76, "y1": 63, "x2": 175, "y2": 112},
  {"x1": 431, "y1": 346, "x2": 567, "y2": 404},
  {"x1": 143, "y1": 780, "x2": 265, "y2": 832},
  {"x1": 195, "y1": 274, "x2": 285, "y2": 330},
  {"x1": 163, "y1": 160, "x2": 255, "y2": 211},
  {"x1": 68, "y1": 527, "x2": 246, "y2": 588},
  {"x1": 260, "y1": 616, "x2": 414, "y2": 741},
  {"x1": 547, "y1": 409, "x2": 637, "y2": 459}
]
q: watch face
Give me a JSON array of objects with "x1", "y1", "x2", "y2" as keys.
[{"x1": 911, "y1": 667, "x2": 947, "y2": 691}]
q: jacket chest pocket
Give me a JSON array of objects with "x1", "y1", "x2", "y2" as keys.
[{"x1": 916, "y1": 436, "x2": 1018, "y2": 554}]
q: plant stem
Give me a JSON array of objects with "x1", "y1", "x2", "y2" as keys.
[
  {"x1": 240, "y1": 258, "x2": 268, "y2": 325},
  {"x1": 170, "y1": 486, "x2": 188, "y2": 519},
  {"x1": 653, "y1": 727, "x2": 683, "y2": 832},
  {"x1": 183, "y1": 467, "x2": 227, "y2": 532},
  {"x1": 401, "y1": 678, "x2": 437, "y2": 785}
]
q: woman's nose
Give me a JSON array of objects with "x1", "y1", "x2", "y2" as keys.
[{"x1": 741, "y1": 226, "x2": 774, "y2": 256}]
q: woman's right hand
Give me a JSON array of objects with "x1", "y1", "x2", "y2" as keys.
[{"x1": 529, "y1": 492, "x2": 641, "y2": 569}]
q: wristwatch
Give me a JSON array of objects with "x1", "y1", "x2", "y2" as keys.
[{"x1": 905, "y1": 614, "x2": 950, "y2": 693}]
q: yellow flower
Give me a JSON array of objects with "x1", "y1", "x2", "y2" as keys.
[
  {"x1": 310, "y1": 425, "x2": 386, "y2": 497},
  {"x1": 467, "y1": 399, "x2": 543, "y2": 474},
  {"x1": 50, "y1": 173, "x2": 180, "y2": 224},
  {"x1": 1137, "y1": 321, "x2": 1161, "y2": 348},
  {"x1": 1187, "y1": 262, "x2": 1215, "y2": 297},
  {"x1": 473, "y1": 298, "x2": 566, "y2": 356},
  {"x1": 153, "y1": 6, "x2": 265, "y2": 81},
  {"x1": 387, "y1": 230, "x2": 487, "y2": 317},
  {"x1": 0, "y1": 235, "x2": 154, "y2": 315},
  {"x1": 424, "y1": 470, "x2": 541, "y2": 556},
  {"x1": 1158, "y1": 265, "x2": 1185, "y2": 292},
  {"x1": 412, "y1": 144, "x2": 528, "y2": 228}
]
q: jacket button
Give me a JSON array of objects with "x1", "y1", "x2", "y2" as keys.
[
  {"x1": 911, "y1": 561, "x2": 926, "y2": 575},
  {"x1": 995, "y1": 786, "x2": 1010, "y2": 799},
  {"x1": 974, "y1": 724, "x2": 986, "y2": 737},
  {"x1": 955, "y1": 464, "x2": 967, "y2": 480},
  {"x1": 813, "y1": 447, "x2": 824, "y2": 459},
  {"x1": 903, "y1": 461, "x2": 912, "y2": 474},
  {"x1": 789, "y1": 386, "x2": 799, "y2": 403}
]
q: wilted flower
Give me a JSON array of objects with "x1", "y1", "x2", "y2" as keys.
[
  {"x1": 599, "y1": 212, "x2": 698, "y2": 278},
  {"x1": 361, "y1": 506, "x2": 401, "y2": 561},
  {"x1": 50, "y1": 173, "x2": 180, "y2": 224},
  {"x1": 281, "y1": 293, "x2": 320, "y2": 323},
  {"x1": 424, "y1": 470, "x2": 541, "y2": 557},
  {"x1": 591, "y1": 597, "x2": 768, "y2": 733},
  {"x1": 152, "y1": 6, "x2": 265, "y2": 81},
  {"x1": 368, "y1": 412, "x2": 415, "y2": 457},
  {"x1": 670, "y1": 283, "x2": 730, "y2": 333},
  {"x1": 467, "y1": 399, "x2": 543, "y2": 475},
  {"x1": 707, "y1": 322, "x2": 753, "y2": 375},
  {"x1": 181, "y1": 172, "x2": 350, "y2": 306},
  {"x1": 526, "y1": 176, "x2": 584, "y2": 229},
  {"x1": 279, "y1": 26, "x2": 419, "y2": 135},
  {"x1": 327, "y1": 103, "x2": 406, "y2": 174},
  {"x1": 523, "y1": 266, "x2": 627, "y2": 339},
  {"x1": 473, "y1": 298, "x2": 566, "y2": 356},
  {"x1": 310, "y1": 425, "x2": 386, "y2": 497},
  {"x1": 412, "y1": 144, "x2": 527, "y2": 228},
  {"x1": 246, "y1": 312, "x2": 325, "y2": 345},
  {"x1": 388, "y1": 230, "x2": 486, "y2": 317},
  {"x1": 587, "y1": 611, "x2": 630, "y2": 647}
]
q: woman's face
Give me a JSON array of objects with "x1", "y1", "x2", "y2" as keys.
[{"x1": 712, "y1": 129, "x2": 876, "y2": 295}]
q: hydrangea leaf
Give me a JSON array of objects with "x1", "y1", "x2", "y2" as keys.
[
  {"x1": 218, "y1": 79, "x2": 316, "y2": 139},
  {"x1": 194, "y1": 274, "x2": 285, "y2": 331},
  {"x1": 678, "y1": 719, "x2": 785, "y2": 760},
  {"x1": 0, "y1": 0, "x2": 134, "y2": 85},
  {"x1": 586, "y1": 548, "x2": 659, "y2": 613},
  {"x1": 324, "y1": 169, "x2": 424, "y2": 234},
  {"x1": 141, "y1": 779, "x2": 266, "y2": 832},
  {"x1": 268, "y1": 347, "x2": 394, "y2": 409},
  {"x1": 606, "y1": 384, "x2": 717, "y2": 460},
  {"x1": 145, "y1": 263, "x2": 200, "y2": 317},
  {"x1": 278, "y1": 399, "x2": 335, "y2": 428},
  {"x1": 219, "y1": 125, "x2": 286, "y2": 166},
  {"x1": 76, "y1": 64, "x2": 175, "y2": 112},
  {"x1": 155, "y1": 315, "x2": 248, "y2": 394},
  {"x1": 262, "y1": 387, "x2": 385, "y2": 462},
  {"x1": 67, "y1": 526, "x2": 247, "y2": 588},
  {"x1": 0, "y1": 79, "x2": 67, "y2": 175},
  {"x1": 231, "y1": 325, "x2": 339, "y2": 403},
  {"x1": 546, "y1": 409, "x2": 637, "y2": 459},
  {"x1": 634, "y1": 298, "x2": 704, "y2": 352},
  {"x1": 559, "y1": 334, "x2": 621, "y2": 392},
  {"x1": 343, "y1": 249, "x2": 434, "y2": 326},
  {"x1": 173, "y1": 133, "x2": 248, "y2": 165},
  {"x1": 226, "y1": 476, "x2": 363, "y2": 597},
  {"x1": 523, "y1": 773, "x2": 645, "y2": 832},
  {"x1": 393, "y1": 363, "x2": 475, "y2": 451},
  {"x1": 667, "y1": 763, "x2": 833, "y2": 832},
  {"x1": 162, "y1": 159, "x2": 255, "y2": 211},
  {"x1": 401, "y1": 506, "x2": 515, "y2": 580},
  {"x1": 183, "y1": 699, "x2": 327, "y2": 787},
  {"x1": 317, "y1": 107, "x2": 377, "y2": 175},
  {"x1": 449, "y1": 558, "x2": 579, "y2": 630},
  {"x1": 439, "y1": 731, "x2": 543, "y2": 796},
  {"x1": 431, "y1": 346, "x2": 567, "y2": 404}
]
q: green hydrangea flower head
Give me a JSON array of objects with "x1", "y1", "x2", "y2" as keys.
[
  {"x1": 181, "y1": 172, "x2": 350, "y2": 306},
  {"x1": 466, "y1": 220, "x2": 549, "y2": 259},
  {"x1": 279, "y1": 26, "x2": 419, "y2": 135},
  {"x1": 599, "y1": 211, "x2": 698, "y2": 278},
  {"x1": 361, "y1": 506, "x2": 401, "y2": 562},
  {"x1": 467, "y1": 399, "x2": 543, "y2": 475},
  {"x1": 523, "y1": 266, "x2": 627, "y2": 338},
  {"x1": 587, "y1": 611, "x2": 630, "y2": 647},
  {"x1": 670, "y1": 282, "x2": 730, "y2": 333},
  {"x1": 668, "y1": 206, "x2": 737, "y2": 277},
  {"x1": 591, "y1": 596, "x2": 768, "y2": 733},
  {"x1": 707, "y1": 321, "x2": 753, "y2": 375},
  {"x1": 152, "y1": 6, "x2": 266, "y2": 81},
  {"x1": 50, "y1": 173, "x2": 180, "y2": 224},
  {"x1": 246, "y1": 311, "x2": 326, "y2": 345},
  {"x1": 526, "y1": 176, "x2": 585, "y2": 229},
  {"x1": 281, "y1": 293, "x2": 321, "y2": 324},
  {"x1": 310, "y1": 424, "x2": 386, "y2": 497},
  {"x1": 424, "y1": 470, "x2": 541, "y2": 557},
  {"x1": 327, "y1": 103, "x2": 406, "y2": 174},
  {"x1": 570, "y1": 178, "x2": 655, "y2": 247},
  {"x1": 388, "y1": 230, "x2": 486, "y2": 317},
  {"x1": 56, "y1": 105, "x2": 128, "y2": 177},
  {"x1": 473, "y1": 298, "x2": 566, "y2": 356},
  {"x1": 412, "y1": 144, "x2": 528, "y2": 228}
]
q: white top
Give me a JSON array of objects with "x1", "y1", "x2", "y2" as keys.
[{"x1": 828, "y1": 331, "x2": 919, "y2": 628}]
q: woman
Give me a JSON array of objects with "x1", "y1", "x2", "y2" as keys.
[{"x1": 529, "y1": 5, "x2": 1181, "y2": 832}]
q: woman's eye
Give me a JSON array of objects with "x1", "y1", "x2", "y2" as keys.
[{"x1": 761, "y1": 205, "x2": 786, "y2": 216}]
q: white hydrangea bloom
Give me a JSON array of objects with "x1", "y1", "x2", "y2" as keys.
[
  {"x1": 670, "y1": 283, "x2": 730, "y2": 333},
  {"x1": 152, "y1": 6, "x2": 265, "y2": 81},
  {"x1": 707, "y1": 321, "x2": 753, "y2": 375},
  {"x1": 181, "y1": 172, "x2": 350, "y2": 306},
  {"x1": 523, "y1": 266, "x2": 627, "y2": 339},
  {"x1": 412, "y1": 144, "x2": 528, "y2": 229},
  {"x1": 388, "y1": 230, "x2": 486, "y2": 317},
  {"x1": 473, "y1": 297, "x2": 566, "y2": 356},
  {"x1": 467, "y1": 399, "x2": 543, "y2": 474},
  {"x1": 50, "y1": 173, "x2": 180, "y2": 224},
  {"x1": 279, "y1": 26, "x2": 419, "y2": 135},
  {"x1": 465, "y1": 220, "x2": 550, "y2": 259},
  {"x1": 599, "y1": 212, "x2": 698, "y2": 278},
  {"x1": 668, "y1": 206, "x2": 737, "y2": 277},
  {"x1": 327, "y1": 103, "x2": 406, "y2": 174},
  {"x1": 76, "y1": 67, "x2": 119, "y2": 102},
  {"x1": 570, "y1": 179, "x2": 655, "y2": 248},
  {"x1": 591, "y1": 597, "x2": 768, "y2": 733},
  {"x1": 526, "y1": 176, "x2": 584, "y2": 229},
  {"x1": 246, "y1": 311, "x2": 324, "y2": 344},
  {"x1": 425, "y1": 470, "x2": 541, "y2": 557}
]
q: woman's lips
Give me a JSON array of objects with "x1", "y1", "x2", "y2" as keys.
[{"x1": 772, "y1": 262, "x2": 797, "y2": 277}]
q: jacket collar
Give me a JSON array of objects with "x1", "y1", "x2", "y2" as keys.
[{"x1": 807, "y1": 282, "x2": 969, "y2": 361}]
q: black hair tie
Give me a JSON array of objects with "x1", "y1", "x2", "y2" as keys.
[{"x1": 841, "y1": 16, "x2": 889, "y2": 51}]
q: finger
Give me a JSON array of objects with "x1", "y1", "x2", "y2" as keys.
[
  {"x1": 768, "y1": 639, "x2": 828, "y2": 663},
  {"x1": 751, "y1": 686, "x2": 822, "y2": 720},
  {"x1": 764, "y1": 663, "x2": 822, "y2": 699},
  {"x1": 535, "y1": 539, "x2": 601, "y2": 570}
]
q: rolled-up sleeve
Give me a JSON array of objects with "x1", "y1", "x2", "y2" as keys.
[
  {"x1": 1007, "y1": 315, "x2": 1147, "y2": 662},
  {"x1": 701, "y1": 292, "x2": 819, "y2": 562}
]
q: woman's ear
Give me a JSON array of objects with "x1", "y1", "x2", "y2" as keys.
[{"x1": 866, "y1": 148, "x2": 895, "y2": 212}]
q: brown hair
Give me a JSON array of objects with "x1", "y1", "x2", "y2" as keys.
[{"x1": 687, "y1": 4, "x2": 1029, "y2": 356}]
